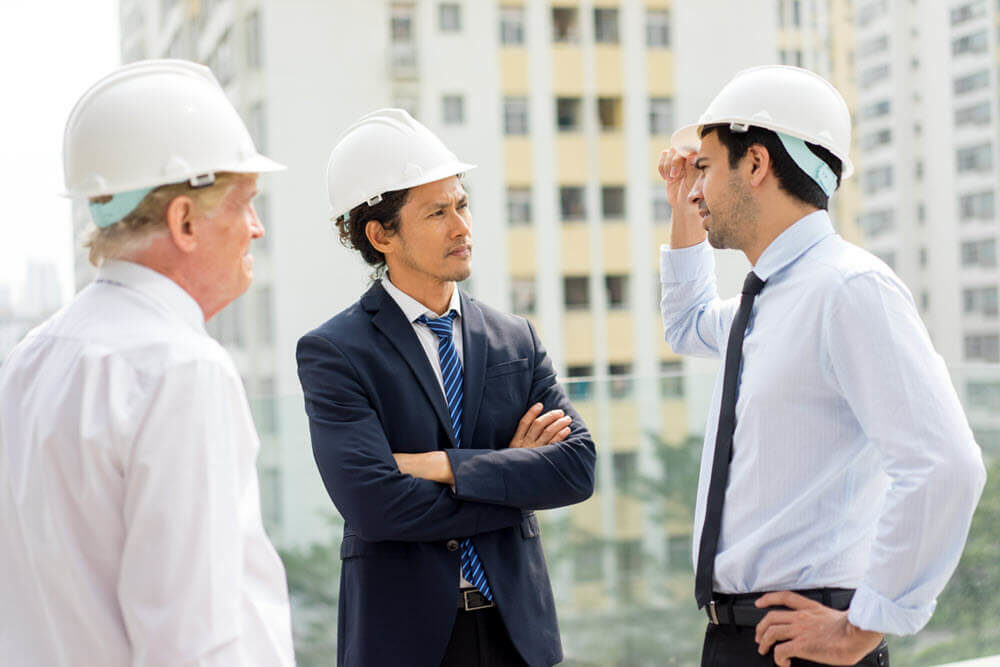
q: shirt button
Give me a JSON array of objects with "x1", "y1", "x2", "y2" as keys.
[{"x1": 446, "y1": 539, "x2": 459, "y2": 552}]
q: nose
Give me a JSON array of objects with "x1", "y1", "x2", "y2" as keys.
[
  {"x1": 250, "y1": 204, "x2": 265, "y2": 239},
  {"x1": 687, "y1": 174, "x2": 704, "y2": 207},
  {"x1": 450, "y1": 207, "x2": 471, "y2": 237}
]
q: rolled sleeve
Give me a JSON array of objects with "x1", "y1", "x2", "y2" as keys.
[
  {"x1": 848, "y1": 584, "x2": 935, "y2": 636},
  {"x1": 660, "y1": 241, "x2": 715, "y2": 284}
]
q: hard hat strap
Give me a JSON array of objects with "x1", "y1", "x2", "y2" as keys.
[
  {"x1": 775, "y1": 132, "x2": 837, "y2": 197},
  {"x1": 88, "y1": 187, "x2": 154, "y2": 228}
]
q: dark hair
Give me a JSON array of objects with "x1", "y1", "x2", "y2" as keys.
[
  {"x1": 334, "y1": 188, "x2": 410, "y2": 277},
  {"x1": 700, "y1": 124, "x2": 842, "y2": 210}
]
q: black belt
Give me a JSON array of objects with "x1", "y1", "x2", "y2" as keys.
[
  {"x1": 706, "y1": 588, "x2": 855, "y2": 626},
  {"x1": 458, "y1": 589, "x2": 495, "y2": 611}
]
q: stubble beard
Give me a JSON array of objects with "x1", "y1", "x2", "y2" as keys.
[{"x1": 706, "y1": 174, "x2": 758, "y2": 251}]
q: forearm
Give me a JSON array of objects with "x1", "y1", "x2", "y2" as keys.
[{"x1": 660, "y1": 242, "x2": 730, "y2": 356}]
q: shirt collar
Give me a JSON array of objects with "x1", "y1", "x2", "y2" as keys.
[
  {"x1": 94, "y1": 260, "x2": 206, "y2": 334},
  {"x1": 382, "y1": 275, "x2": 463, "y2": 323},
  {"x1": 752, "y1": 209, "x2": 835, "y2": 281}
]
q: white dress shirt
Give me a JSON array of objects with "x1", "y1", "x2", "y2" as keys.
[
  {"x1": 660, "y1": 210, "x2": 986, "y2": 635},
  {"x1": 382, "y1": 275, "x2": 475, "y2": 589},
  {"x1": 0, "y1": 261, "x2": 294, "y2": 667}
]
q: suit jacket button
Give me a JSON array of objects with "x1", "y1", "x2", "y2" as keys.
[{"x1": 446, "y1": 539, "x2": 459, "y2": 552}]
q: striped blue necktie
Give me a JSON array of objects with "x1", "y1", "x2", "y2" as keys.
[{"x1": 417, "y1": 310, "x2": 493, "y2": 601}]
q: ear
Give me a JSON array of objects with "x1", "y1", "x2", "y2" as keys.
[
  {"x1": 165, "y1": 195, "x2": 198, "y2": 253},
  {"x1": 365, "y1": 219, "x2": 394, "y2": 255},
  {"x1": 746, "y1": 144, "x2": 770, "y2": 188}
]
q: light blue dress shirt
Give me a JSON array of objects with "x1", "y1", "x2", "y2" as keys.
[{"x1": 660, "y1": 210, "x2": 986, "y2": 635}]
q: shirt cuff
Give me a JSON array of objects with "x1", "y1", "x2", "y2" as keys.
[
  {"x1": 660, "y1": 241, "x2": 714, "y2": 283},
  {"x1": 847, "y1": 583, "x2": 936, "y2": 636}
]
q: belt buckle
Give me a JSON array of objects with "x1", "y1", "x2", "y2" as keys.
[
  {"x1": 708, "y1": 600, "x2": 720, "y2": 624},
  {"x1": 463, "y1": 589, "x2": 495, "y2": 611}
]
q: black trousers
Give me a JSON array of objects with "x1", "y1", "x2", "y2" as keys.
[
  {"x1": 440, "y1": 606, "x2": 529, "y2": 667},
  {"x1": 701, "y1": 623, "x2": 889, "y2": 667}
]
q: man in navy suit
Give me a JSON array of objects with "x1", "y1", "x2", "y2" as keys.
[{"x1": 297, "y1": 109, "x2": 596, "y2": 667}]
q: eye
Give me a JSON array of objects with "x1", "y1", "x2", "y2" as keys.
[{"x1": 458, "y1": 201, "x2": 469, "y2": 210}]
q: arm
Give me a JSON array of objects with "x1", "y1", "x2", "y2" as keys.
[
  {"x1": 118, "y1": 360, "x2": 269, "y2": 666},
  {"x1": 297, "y1": 333, "x2": 522, "y2": 543},
  {"x1": 444, "y1": 320, "x2": 596, "y2": 510},
  {"x1": 755, "y1": 271, "x2": 986, "y2": 665},
  {"x1": 658, "y1": 147, "x2": 738, "y2": 357}
]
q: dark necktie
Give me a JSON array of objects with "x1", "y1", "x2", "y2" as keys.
[
  {"x1": 417, "y1": 311, "x2": 493, "y2": 601},
  {"x1": 694, "y1": 271, "x2": 766, "y2": 608}
]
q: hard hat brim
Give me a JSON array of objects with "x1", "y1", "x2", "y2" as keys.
[{"x1": 330, "y1": 161, "x2": 477, "y2": 220}]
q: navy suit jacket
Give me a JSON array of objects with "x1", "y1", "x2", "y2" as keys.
[{"x1": 296, "y1": 281, "x2": 596, "y2": 667}]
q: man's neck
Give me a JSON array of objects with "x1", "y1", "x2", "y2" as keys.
[
  {"x1": 744, "y1": 202, "x2": 819, "y2": 265},
  {"x1": 386, "y1": 272, "x2": 455, "y2": 316}
]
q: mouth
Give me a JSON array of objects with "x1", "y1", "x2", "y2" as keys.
[
  {"x1": 448, "y1": 245, "x2": 472, "y2": 259},
  {"x1": 699, "y1": 210, "x2": 711, "y2": 229}
]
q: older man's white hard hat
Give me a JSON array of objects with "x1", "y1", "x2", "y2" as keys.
[
  {"x1": 671, "y1": 65, "x2": 854, "y2": 179},
  {"x1": 326, "y1": 108, "x2": 476, "y2": 221},
  {"x1": 63, "y1": 59, "x2": 284, "y2": 199}
]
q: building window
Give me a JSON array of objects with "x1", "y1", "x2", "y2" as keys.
[
  {"x1": 560, "y1": 186, "x2": 586, "y2": 220},
  {"x1": 499, "y1": 5, "x2": 525, "y2": 45},
  {"x1": 951, "y1": 2, "x2": 987, "y2": 25},
  {"x1": 257, "y1": 286, "x2": 274, "y2": 344},
  {"x1": 391, "y1": 3, "x2": 415, "y2": 42},
  {"x1": 961, "y1": 238, "x2": 997, "y2": 267},
  {"x1": 506, "y1": 187, "x2": 532, "y2": 225},
  {"x1": 552, "y1": 7, "x2": 579, "y2": 43},
  {"x1": 855, "y1": 0, "x2": 888, "y2": 27},
  {"x1": 256, "y1": 378, "x2": 279, "y2": 436},
  {"x1": 956, "y1": 101, "x2": 992, "y2": 127},
  {"x1": 952, "y1": 30, "x2": 988, "y2": 56},
  {"x1": 963, "y1": 286, "x2": 999, "y2": 316},
  {"x1": 503, "y1": 96, "x2": 529, "y2": 135},
  {"x1": 862, "y1": 165, "x2": 893, "y2": 194},
  {"x1": 213, "y1": 28, "x2": 235, "y2": 86},
  {"x1": 439, "y1": 3, "x2": 461, "y2": 32},
  {"x1": 598, "y1": 97, "x2": 623, "y2": 131},
  {"x1": 779, "y1": 49, "x2": 804, "y2": 67},
  {"x1": 609, "y1": 363, "x2": 633, "y2": 399},
  {"x1": 660, "y1": 360, "x2": 684, "y2": 398},
  {"x1": 613, "y1": 451, "x2": 638, "y2": 491},
  {"x1": 564, "y1": 276, "x2": 589, "y2": 310},
  {"x1": 957, "y1": 143, "x2": 993, "y2": 173},
  {"x1": 556, "y1": 97, "x2": 582, "y2": 131},
  {"x1": 574, "y1": 540, "x2": 604, "y2": 581},
  {"x1": 857, "y1": 209, "x2": 894, "y2": 237},
  {"x1": 246, "y1": 11, "x2": 263, "y2": 70},
  {"x1": 247, "y1": 101, "x2": 268, "y2": 153},
  {"x1": 511, "y1": 278, "x2": 536, "y2": 315},
  {"x1": 649, "y1": 97, "x2": 674, "y2": 135},
  {"x1": 605, "y1": 274, "x2": 629, "y2": 309},
  {"x1": 861, "y1": 128, "x2": 892, "y2": 150},
  {"x1": 393, "y1": 90, "x2": 419, "y2": 118},
  {"x1": 965, "y1": 334, "x2": 1000, "y2": 362},
  {"x1": 442, "y1": 94, "x2": 464, "y2": 125},
  {"x1": 860, "y1": 99, "x2": 891, "y2": 119},
  {"x1": 601, "y1": 186, "x2": 625, "y2": 219},
  {"x1": 653, "y1": 185, "x2": 672, "y2": 223},
  {"x1": 646, "y1": 9, "x2": 670, "y2": 47},
  {"x1": 857, "y1": 34, "x2": 889, "y2": 58},
  {"x1": 954, "y1": 70, "x2": 990, "y2": 95},
  {"x1": 968, "y1": 380, "x2": 1000, "y2": 410},
  {"x1": 959, "y1": 191, "x2": 994, "y2": 220},
  {"x1": 566, "y1": 364, "x2": 593, "y2": 400},
  {"x1": 859, "y1": 63, "x2": 890, "y2": 89},
  {"x1": 594, "y1": 7, "x2": 619, "y2": 43},
  {"x1": 617, "y1": 540, "x2": 643, "y2": 592}
]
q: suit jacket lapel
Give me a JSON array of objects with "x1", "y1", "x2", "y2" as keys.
[
  {"x1": 459, "y1": 291, "x2": 487, "y2": 448},
  {"x1": 364, "y1": 282, "x2": 458, "y2": 448}
]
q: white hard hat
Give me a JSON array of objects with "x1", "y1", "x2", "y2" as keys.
[
  {"x1": 63, "y1": 59, "x2": 284, "y2": 201},
  {"x1": 671, "y1": 65, "x2": 854, "y2": 181},
  {"x1": 326, "y1": 108, "x2": 475, "y2": 221}
]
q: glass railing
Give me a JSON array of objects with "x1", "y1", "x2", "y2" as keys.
[{"x1": 252, "y1": 366, "x2": 1000, "y2": 667}]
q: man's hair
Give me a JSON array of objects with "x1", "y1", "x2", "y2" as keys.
[
  {"x1": 700, "y1": 124, "x2": 843, "y2": 210},
  {"x1": 85, "y1": 172, "x2": 243, "y2": 267},
  {"x1": 333, "y1": 188, "x2": 411, "y2": 278}
]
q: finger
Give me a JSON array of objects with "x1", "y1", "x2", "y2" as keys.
[
  {"x1": 538, "y1": 416, "x2": 572, "y2": 444},
  {"x1": 755, "y1": 591, "x2": 817, "y2": 610},
  {"x1": 756, "y1": 624, "x2": 797, "y2": 655},
  {"x1": 549, "y1": 426, "x2": 572, "y2": 443},
  {"x1": 754, "y1": 610, "x2": 798, "y2": 642},
  {"x1": 669, "y1": 152, "x2": 685, "y2": 179},
  {"x1": 658, "y1": 149, "x2": 673, "y2": 180},
  {"x1": 773, "y1": 639, "x2": 804, "y2": 667},
  {"x1": 514, "y1": 403, "x2": 544, "y2": 440},
  {"x1": 526, "y1": 409, "x2": 564, "y2": 441}
]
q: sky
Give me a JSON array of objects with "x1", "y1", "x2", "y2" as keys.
[{"x1": 0, "y1": 0, "x2": 120, "y2": 305}]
